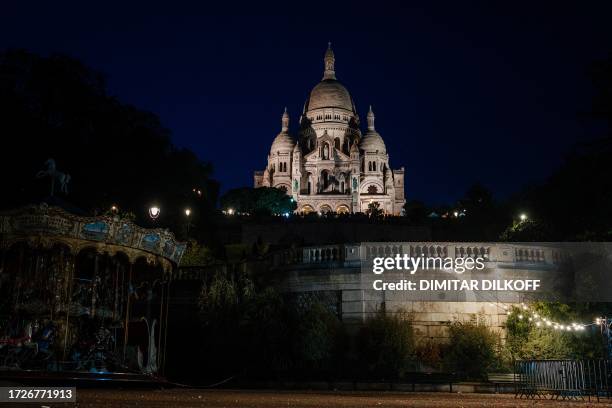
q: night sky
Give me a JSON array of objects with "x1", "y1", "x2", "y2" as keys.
[{"x1": 2, "y1": 2, "x2": 611, "y2": 205}]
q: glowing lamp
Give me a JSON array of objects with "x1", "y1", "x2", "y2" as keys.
[{"x1": 149, "y1": 206, "x2": 161, "y2": 220}]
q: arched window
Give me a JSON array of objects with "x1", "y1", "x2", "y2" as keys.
[
  {"x1": 373, "y1": 162, "x2": 377, "y2": 171},
  {"x1": 340, "y1": 181, "x2": 345, "y2": 193},
  {"x1": 334, "y1": 138, "x2": 340, "y2": 151},
  {"x1": 368, "y1": 162, "x2": 372, "y2": 171}
]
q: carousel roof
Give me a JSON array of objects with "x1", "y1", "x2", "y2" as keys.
[{"x1": 0, "y1": 203, "x2": 185, "y2": 267}]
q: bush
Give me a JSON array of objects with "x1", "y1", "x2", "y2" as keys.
[
  {"x1": 415, "y1": 339, "x2": 443, "y2": 370},
  {"x1": 242, "y1": 288, "x2": 291, "y2": 376},
  {"x1": 180, "y1": 240, "x2": 215, "y2": 266},
  {"x1": 444, "y1": 319, "x2": 498, "y2": 380},
  {"x1": 290, "y1": 301, "x2": 346, "y2": 377},
  {"x1": 505, "y1": 303, "x2": 603, "y2": 360},
  {"x1": 356, "y1": 310, "x2": 415, "y2": 380}
]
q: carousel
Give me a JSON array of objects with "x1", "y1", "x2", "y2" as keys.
[{"x1": 0, "y1": 202, "x2": 185, "y2": 377}]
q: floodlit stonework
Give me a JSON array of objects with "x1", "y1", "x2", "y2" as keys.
[{"x1": 254, "y1": 44, "x2": 405, "y2": 215}]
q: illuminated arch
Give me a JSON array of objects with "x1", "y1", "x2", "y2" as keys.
[
  {"x1": 336, "y1": 205, "x2": 350, "y2": 214},
  {"x1": 319, "y1": 204, "x2": 333, "y2": 214},
  {"x1": 301, "y1": 204, "x2": 315, "y2": 215}
]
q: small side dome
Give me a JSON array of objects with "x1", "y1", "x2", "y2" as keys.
[
  {"x1": 271, "y1": 133, "x2": 295, "y2": 153},
  {"x1": 270, "y1": 108, "x2": 295, "y2": 153},
  {"x1": 359, "y1": 105, "x2": 386, "y2": 153}
]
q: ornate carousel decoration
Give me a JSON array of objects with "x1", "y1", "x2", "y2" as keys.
[{"x1": 0, "y1": 203, "x2": 185, "y2": 375}]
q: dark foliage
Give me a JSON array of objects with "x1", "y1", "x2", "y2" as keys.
[
  {"x1": 219, "y1": 187, "x2": 296, "y2": 216},
  {"x1": 443, "y1": 320, "x2": 498, "y2": 380},
  {"x1": 0, "y1": 49, "x2": 218, "y2": 238},
  {"x1": 356, "y1": 310, "x2": 415, "y2": 380}
]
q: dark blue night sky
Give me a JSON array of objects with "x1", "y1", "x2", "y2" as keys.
[{"x1": 2, "y1": 1, "x2": 611, "y2": 205}]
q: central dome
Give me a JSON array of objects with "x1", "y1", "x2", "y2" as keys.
[
  {"x1": 306, "y1": 79, "x2": 355, "y2": 112},
  {"x1": 303, "y1": 44, "x2": 356, "y2": 114}
]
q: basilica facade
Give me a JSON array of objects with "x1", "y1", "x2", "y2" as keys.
[{"x1": 254, "y1": 45, "x2": 405, "y2": 215}]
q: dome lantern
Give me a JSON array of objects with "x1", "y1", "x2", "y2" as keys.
[
  {"x1": 282, "y1": 107, "x2": 289, "y2": 132},
  {"x1": 367, "y1": 105, "x2": 375, "y2": 131}
]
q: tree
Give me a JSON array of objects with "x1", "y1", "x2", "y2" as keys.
[
  {"x1": 366, "y1": 201, "x2": 384, "y2": 218},
  {"x1": 502, "y1": 54, "x2": 612, "y2": 241},
  {"x1": 499, "y1": 218, "x2": 551, "y2": 241},
  {"x1": 403, "y1": 200, "x2": 429, "y2": 223},
  {"x1": 460, "y1": 183, "x2": 494, "y2": 212},
  {"x1": 179, "y1": 240, "x2": 215, "y2": 267},
  {"x1": 219, "y1": 187, "x2": 296, "y2": 215},
  {"x1": 0, "y1": 50, "x2": 219, "y2": 237},
  {"x1": 197, "y1": 269, "x2": 255, "y2": 378},
  {"x1": 290, "y1": 301, "x2": 345, "y2": 376},
  {"x1": 505, "y1": 303, "x2": 603, "y2": 360}
]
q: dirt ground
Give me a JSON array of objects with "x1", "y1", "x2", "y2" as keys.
[{"x1": 29, "y1": 389, "x2": 612, "y2": 407}]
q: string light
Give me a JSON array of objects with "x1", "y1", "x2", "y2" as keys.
[
  {"x1": 497, "y1": 303, "x2": 592, "y2": 334},
  {"x1": 479, "y1": 296, "x2": 596, "y2": 336}
]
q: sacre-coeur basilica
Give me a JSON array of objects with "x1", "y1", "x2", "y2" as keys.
[{"x1": 254, "y1": 44, "x2": 406, "y2": 215}]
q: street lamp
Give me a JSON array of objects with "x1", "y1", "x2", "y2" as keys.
[
  {"x1": 149, "y1": 206, "x2": 161, "y2": 220},
  {"x1": 185, "y1": 208, "x2": 192, "y2": 235},
  {"x1": 110, "y1": 204, "x2": 119, "y2": 214},
  {"x1": 519, "y1": 213, "x2": 528, "y2": 222}
]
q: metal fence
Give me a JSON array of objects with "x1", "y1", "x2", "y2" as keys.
[{"x1": 515, "y1": 360, "x2": 612, "y2": 401}]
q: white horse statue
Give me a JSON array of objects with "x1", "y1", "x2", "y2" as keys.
[{"x1": 36, "y1": 158, "x2": 71, "y2": 196}]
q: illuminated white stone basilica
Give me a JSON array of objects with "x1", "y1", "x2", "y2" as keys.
[{"x1": 254, "y1": 45, "x2": 405, "y2": 215}]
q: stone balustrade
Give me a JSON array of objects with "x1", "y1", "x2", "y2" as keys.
[{"x1": 299, "y1": 242, "x2": 564, "y2": 266}]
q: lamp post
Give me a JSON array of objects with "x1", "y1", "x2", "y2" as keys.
[
  {"x1": 185, "y1": 208, "x2": 192, "y2": 235},
  {"x1": 519, "y1": 213, "x2": 528, "y2": 222}
]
